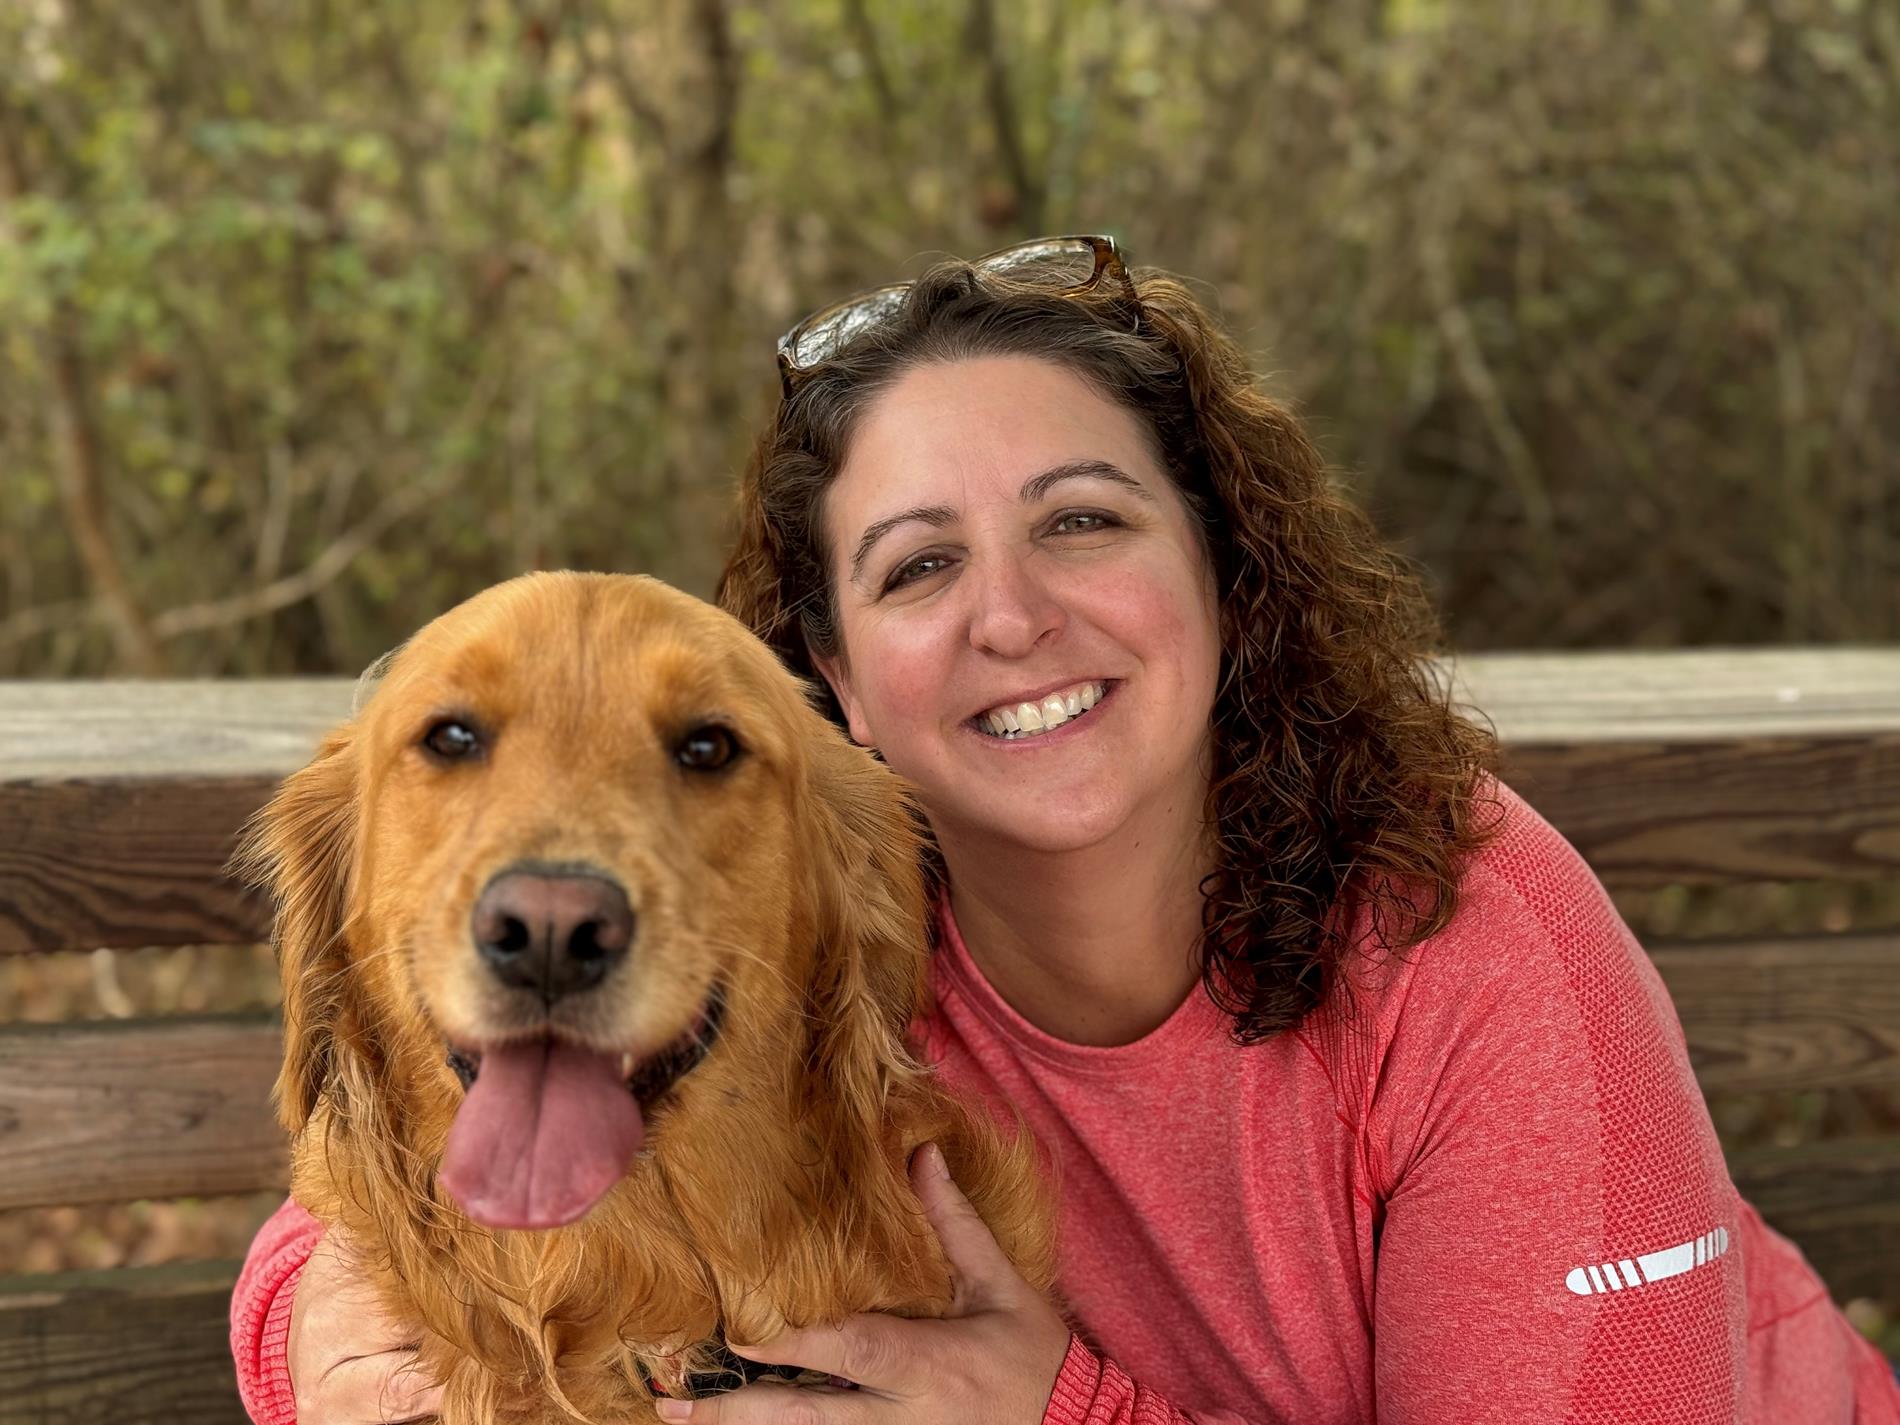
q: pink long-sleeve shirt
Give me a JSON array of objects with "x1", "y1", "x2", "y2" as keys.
[{"x1": 232, "y1": 781, "x2": 1899, "y2": 1423}]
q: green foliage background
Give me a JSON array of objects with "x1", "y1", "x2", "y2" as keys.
[
  {"x1": 2, "y1": 0, "x2": 1895, "y2": 677},
  {"x1": 1, "y1": 0, "x2": 1897, "y2": 1355}
]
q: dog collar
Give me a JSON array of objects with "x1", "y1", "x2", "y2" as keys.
[{"x1": 647, "y1": 1335, "x2": 807, "y2": 1400}]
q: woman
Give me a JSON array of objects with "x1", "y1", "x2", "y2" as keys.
[{"x1": 232, "y1": 237, "x2": 1898, "y2": 1424}]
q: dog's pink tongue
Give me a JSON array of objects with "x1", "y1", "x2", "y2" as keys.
[{"x1": 439, "y1": 1041, "x2": 644, "y2": 1230}]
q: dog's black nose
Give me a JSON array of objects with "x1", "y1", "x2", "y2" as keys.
[{"x1": 471, "y1": 868, "x2": 634, "y2": 1001}]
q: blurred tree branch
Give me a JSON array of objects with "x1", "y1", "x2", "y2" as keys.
[
  {"x1": 0, "y1": 92, "x2": 166, "y2": 674},
  {"x1": 965, "y1": 0, "x2": 1041, "y2": 233},
  {"x1": 0, "y1": 0, "x2": 1893, "y2": 673}
]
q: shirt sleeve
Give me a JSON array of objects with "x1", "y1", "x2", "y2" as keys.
[
  {"x1": 1363, "y1": 823, "x2": 1748, "y2": 1423},
  {"x1": 1041, "y1": 1335, "x2": 1271, "y2": 1425},
  {"x1": 229, "y1": 1195, "x2": 324, "y2": 1425}
]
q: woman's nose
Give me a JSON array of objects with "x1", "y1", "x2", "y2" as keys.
[{"x1": 965, "y1": 551, "x2": 1065, "y2": 657}]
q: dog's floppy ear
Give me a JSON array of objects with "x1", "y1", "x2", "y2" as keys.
[
  {"x1": 230, "y1": 723, "x2": 360, "y2": 1134},
  {"x1": 797, "y1": 723, "x2": 931, "y2": 1150}
]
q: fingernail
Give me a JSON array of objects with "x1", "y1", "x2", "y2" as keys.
[
  {"x1": 655, "y1": 1400, "x2": 692, "y2": 1422},
  {"x1": 925, "y1": 1141, "x2": 947, "y2": 1179}
]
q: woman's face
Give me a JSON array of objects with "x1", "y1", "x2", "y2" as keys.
[{"x1": 812, "y1": 354, "x2": 1223, "y2": 856}]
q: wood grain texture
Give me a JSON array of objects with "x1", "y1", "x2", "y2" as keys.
[
  {"x1": 1730, "y1": 1137, "x2": 1900, "y2": 1303},
  {"x1": 1651, "y1": 934, "x2": 1900, "y2": 1096},
  {"x1": 5, "y1": 650, "x2": 1896, "y2": 777},
  {"x1": 1498, "y1": 735, "x2": 1900, "y2": 888},
  {"x1": 0, "y1": 776, "x2": 278, "y2": 954},
  {"x1": 0, "y1": 1137, "x2": 1887, "y2": 1425},
  {"x1": 0, "y1": 1015, "x2": 286, "y2": 1211},
  {"x1": 1442, "y1": 647, "x2": 1900, "y2": 743},
  {"x1": 0, "y1": 1259, "x2": 246, "y2": 1425},
  {"x1": 1, "y1": 938, "x2": 1893, "y2": 1226},
  {"x1": 0, "y1": 679, "x2": 349, "y2": 781},
  {"x1": 3, "y1": 651, "x2": 1898, "y2": 954}
]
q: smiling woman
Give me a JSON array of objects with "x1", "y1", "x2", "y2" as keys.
[
  {"x1": 812, "y1": 358, "x2": 1222, "y2": 915},
  {"x1": 708, "y1": 242, "x2": 1900, "y2": 1423},
  {"x1": 230, "y1": 242, "x2": 1900, "y2": 1425},
  {"x1": 722, "y1": 247, "x2": 1496, "y2": 1056}
]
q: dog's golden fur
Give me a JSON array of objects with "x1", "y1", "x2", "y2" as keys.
[{"x1": 235, "y1": 572, "x2": 1057, "y2": 1424}]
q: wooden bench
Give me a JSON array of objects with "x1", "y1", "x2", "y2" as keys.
[{"x1": 3, "y1": 649, "x2": 1897, "y2": 1423}]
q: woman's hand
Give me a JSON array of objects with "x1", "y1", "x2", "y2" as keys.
[
  {"x1": 289, "y1": 1227, "x2": 444, "y2": 1424},
  {"x1": 653, "y1": 1142, "x2": 1072, "y2": 1425}
]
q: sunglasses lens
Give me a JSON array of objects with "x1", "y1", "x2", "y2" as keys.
[
  {"x1": 978, "y1": 237, "x2": 1103, "y2": 289},
  {"x1": 778, "y1": 237, "x2": 1121, "y2": 377},
  {"x1": 784, "y1": 287, "x2": 909, "y2": 370}
]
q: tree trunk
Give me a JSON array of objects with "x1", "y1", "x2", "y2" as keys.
[{"x1": 0, "y1": 96, "x2": 166, "y2": 674}]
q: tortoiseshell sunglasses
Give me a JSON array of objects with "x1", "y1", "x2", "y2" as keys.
[{"x1": 774, "y1": 234, "x2": 1135, "y2": 392}]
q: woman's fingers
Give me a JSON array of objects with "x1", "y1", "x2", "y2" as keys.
[
  {"x1": 289, "y1": 1229, "x2": 444, "y2": 1424},
  {"x1": 655, "y1": 1379, "x2": 862, "y2": 1424},
  {"x1": 311, "y1": 1348, "x2": 444, "y2": 1423},
  {"x1": 298, "y1": 1347, "x2": 445, "y2": 1424},
  {"x1": 729, "y1": 1316, "x2": 918, "y2": 1395}
]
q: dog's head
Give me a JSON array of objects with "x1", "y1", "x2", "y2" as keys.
[{"x1": 235, "y1": 571, "x2": 927, "y2": 1233}]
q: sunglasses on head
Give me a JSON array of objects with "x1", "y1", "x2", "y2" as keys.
[{"x1": 774, "y1": 234, "x2": 1135, "y2": 393}]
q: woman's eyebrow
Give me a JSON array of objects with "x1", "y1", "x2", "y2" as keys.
[
  {"x1": 1018, "y1": 459, "x2": 1156, "y2": 504},
  {"x1": 851, "y1": 503, "x2": 957, "y2": 582},
  {"x1": 849, "y1": 460, "x2": 1156, "y2": 583}
]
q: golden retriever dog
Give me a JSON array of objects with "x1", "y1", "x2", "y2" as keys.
[{"x1": 236, "y1": 571, "x2": 1057, "y2": 1424}]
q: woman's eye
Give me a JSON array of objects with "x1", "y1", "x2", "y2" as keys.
[
  {"x1": 884, "y1": 553, "x2": 951, "y2": 591},
  {"x1": 1051, "y1": 510, "x2": 1115, "y2": 535},
  {"x1": 676, "y1": 724, "x2": 741, "y2": 772},
  {"x1": 421, "y1": 720, "x2": 482, "y2": 760}
]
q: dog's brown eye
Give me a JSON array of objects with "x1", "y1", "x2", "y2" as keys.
[
  {"x1": 422, "y1": 720, "x2": 482, "y2": 760},
  {"x1": 675, "y1": 724, "x2": 739, "y2": 772}
]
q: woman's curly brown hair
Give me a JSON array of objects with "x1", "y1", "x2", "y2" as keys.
[{"x1": 716, "y1": 259, "x2": 1504, "y2": 1045}]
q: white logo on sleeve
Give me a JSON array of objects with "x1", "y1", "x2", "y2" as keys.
[{"x1": 1565, "y1": 1225, "x2": 1730, "y2": 1295}]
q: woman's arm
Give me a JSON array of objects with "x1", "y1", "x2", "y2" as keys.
[
  {"x1": 1040, "y1": 1336, "x2": 1261, "y2": 1425},
  {"x1": 655, "y1": 1144, "x2": 1264, "y2": 1425},
  {"x1": 1356, "y1": 806, "x2": 1889, "y2": 1422},
  {"x1": 229, "y1": 1198, "x2": 444, "y2": 1425},
  {"x1": 231, "y1": 1197, "x2": 323, "y2": 1425}
]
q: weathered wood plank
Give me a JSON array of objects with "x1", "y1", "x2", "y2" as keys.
[
  {"x1": 0, "y1": 1015, "x2": 287, "y2": 1212},
  {"x1": 3, "y1": 649, "x2": 1884, "y2": 782},
  {"x1": 1497, "y1": 736, "x2": 1900, "y2": 888},
  {"x1": 1457, "y1": 650, "x2": 1900, "y2": 886},
  {"x1": 1441, "y1": 647, "x2": 1900, "y2": 743},
  {"x1": 0, "y1": 680, "x2": 340, "y2": 954},
  {"x1": 1652, "y1": 933, "x2": 1900, "y2": 1096},
  {"x1": 5, "y1": 651, "x2": 1897, "y2": 778},
  {"x1": 1730, "y1": 1136, "x2": 1900, "y2": 1303},
  {"x1": 1, "y1": 652, "x2": 1896, "y2": 955},
  {"x1": 0, "y1": 776, "x2": 279, "y2": 954},
  {"x1": 0, "y1": 1259, "x2": 246, "y2": 1425},
  {"x1": 0, "y1": 679, "x2": 347, "y2": 780},
  {"x1": 0, "y1": 1136, "x2": 1886, "y2": 1425},
  {"x1": 1, "y1": 936, "x2": 1895, "y2": 1215}
]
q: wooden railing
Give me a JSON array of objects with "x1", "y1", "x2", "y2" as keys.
[{"x1": 2, "y1": 648, "x2": 1897, "y2": 1423}]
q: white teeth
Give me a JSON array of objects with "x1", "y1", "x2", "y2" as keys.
[
  {"x1": 620, "y1": 1053, "x2": 635, "y2": 1078},
  {"x1": 979, "y1": 682, "x2": 1107, "y2": 740}
]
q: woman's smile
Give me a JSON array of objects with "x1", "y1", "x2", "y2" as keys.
[{"x1": 965, "y1": 678, "x2": 1119, "y2": 743}]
